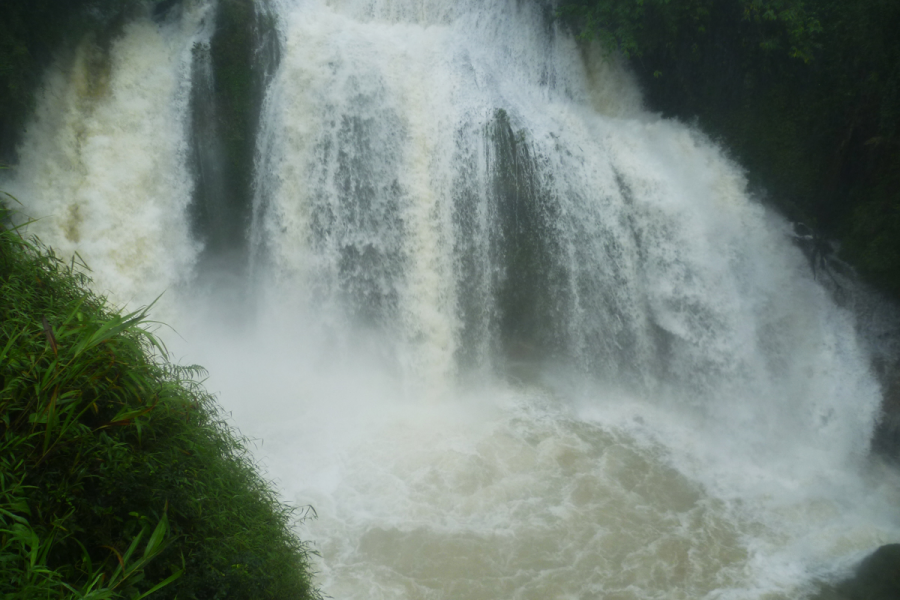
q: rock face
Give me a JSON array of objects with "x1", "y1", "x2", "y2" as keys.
[
  {"x1": 816, "y1": 544, "x2": 900, "y2": 600},
  {"x1": 873, "y1": 366, "x2": 900, "y2": 461}
]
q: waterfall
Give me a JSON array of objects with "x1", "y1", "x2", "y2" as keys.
[
  {"x1": 4, "y1": 1, "x2": 900, "y2": 598},
  {"x1": 2, "y1": 7, "x2": 207, "y2": 310}
]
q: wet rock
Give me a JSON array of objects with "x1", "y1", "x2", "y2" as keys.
[
  {"x1": 152, "y1": 0, "x2": 182, "y2": 22},
  {"x1": 817, "y1": 544, "x2": 900, "y2": 600},
  {"x1": 872, "y1": 366, "x2": 900, "y2": 461}
]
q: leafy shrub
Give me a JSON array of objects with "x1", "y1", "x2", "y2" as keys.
[{"x1": 0, "y1": 201, "x2": 319, "y2": 599}]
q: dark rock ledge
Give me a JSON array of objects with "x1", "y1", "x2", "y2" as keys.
[{"x1": 814, "y1": 544, "x2": 900, "y2": 600}]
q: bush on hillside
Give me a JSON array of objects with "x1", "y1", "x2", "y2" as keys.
[{"x1": 0, "y1": 201, "x2": 319, "y2": 599}]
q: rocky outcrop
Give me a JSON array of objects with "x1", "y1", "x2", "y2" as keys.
[
  {"x1": 871, "y1": 359, "x2": 900, "y2": 462},
  {"x1": 816, "y1": 544, "x2": 900, "y2": 600}
]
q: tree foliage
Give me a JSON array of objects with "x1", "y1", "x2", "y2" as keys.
[{"x1": 558, "y1": 0, "x2": 819, "y2": 63}]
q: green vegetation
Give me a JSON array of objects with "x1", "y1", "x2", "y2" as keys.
[
  {"x1": 557, "y1": 0, "x2": 819, "y2": 63},
  {"x1": 0, "y1": 199, "x2": 319, "y2": 599},
  {"x1": 559, "y1": 0, "x2": 900, "y2": 298}
]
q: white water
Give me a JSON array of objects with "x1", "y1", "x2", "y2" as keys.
[
  {"x1": 5, "y1": 1, "x2": 900, "y2": 599},
  {"x1": 4, "y1": 6, "x2": 213, "y2": 311}
]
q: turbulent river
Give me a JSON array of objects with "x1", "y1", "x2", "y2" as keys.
[{"x1": 5, "y1": 1, "x2": 900, "y2": 598}]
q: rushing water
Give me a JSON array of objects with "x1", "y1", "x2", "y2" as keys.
[{"x1": 5, "y1": 1, "x2": 900, "y2": 598}]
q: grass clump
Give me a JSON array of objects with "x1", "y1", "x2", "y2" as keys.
[{"x1": 0, "y1": 201, "x2": 319, "y2": 599}]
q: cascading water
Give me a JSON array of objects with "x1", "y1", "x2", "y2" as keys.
[
  {"x1": 3, "y1": 5, "x2": 208, "y2": 311},
  {"x1": 4, "y1": 0, "x2": 900, "y2": 598}
]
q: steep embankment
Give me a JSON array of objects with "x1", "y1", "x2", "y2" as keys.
[{"x1": 0, "y1": 204, "x2": 319, "y2": 599}]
